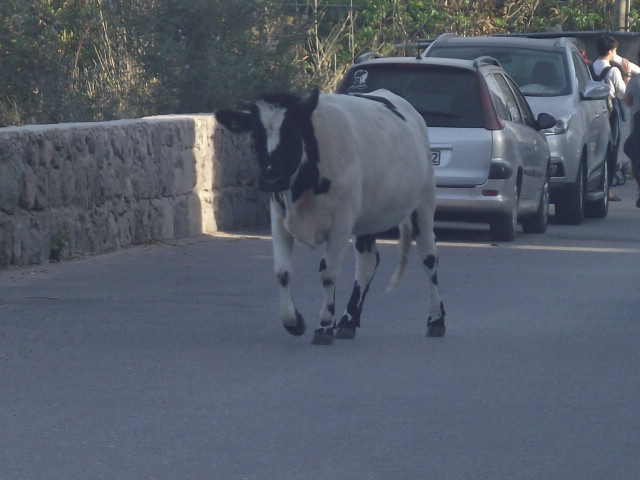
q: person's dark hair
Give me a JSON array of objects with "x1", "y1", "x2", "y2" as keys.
[{"x1": 597, "y1": 35, "x2": 619, "y2": 56}]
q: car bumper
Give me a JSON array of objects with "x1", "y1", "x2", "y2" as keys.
[
  {"x1": 544, "y1": 133, "x2": 579, "y2": 189},
  {"x1": 435, "y1": 180, "x2": 516, "y2": 218}
]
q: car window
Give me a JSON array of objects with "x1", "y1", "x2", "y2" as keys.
[
  {"x1": 339, "y1": 65, "x2": 484, "y2": 128},
  {"x1": 427, "y1": 45, "x2": 571, "y2": 97},
  {"x1": 572, "y1": 51, "x2": 590, "y2": 90},
  {"x1": 504, "y1": 75, "x2": 537, "y2": 128},
  {"x1": 489, "y1": 73, "x2": 522, "y2": 123}
]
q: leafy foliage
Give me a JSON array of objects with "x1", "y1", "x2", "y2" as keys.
[{"x1": 0, "y1": 0, "x2": 636, "y2": 126}]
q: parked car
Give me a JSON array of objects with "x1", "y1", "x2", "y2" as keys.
[
  {"x1": 423, "y1": 34, "x2": 612, "y2": 224},
  {"x1": 337, "y1": 55, "x2": 556, "y2": 241}
]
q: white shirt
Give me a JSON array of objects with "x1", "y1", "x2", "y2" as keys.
[{"x1": 592, "y1": 58, "x2": 626, "y2": 99}]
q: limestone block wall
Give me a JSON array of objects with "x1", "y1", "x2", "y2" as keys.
[{"x1": 0, "y1": 115, "x2": 269, "y2": 267}]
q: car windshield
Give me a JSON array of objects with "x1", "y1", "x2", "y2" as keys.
[
  {"x1": 340, "y1": 65, "x2": 484, "y2": 128},
  {"x1": 427, "y1": 46, "x2": 571, "y2": 97}
]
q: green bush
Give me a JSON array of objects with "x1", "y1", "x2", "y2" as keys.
[{"x1": 0, "y1": 0, "x2": 631, "y2": 126}]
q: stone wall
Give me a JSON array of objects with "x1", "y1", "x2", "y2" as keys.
[{"x1": 0, "y1": 115, "x2": 269, "y2": 268}]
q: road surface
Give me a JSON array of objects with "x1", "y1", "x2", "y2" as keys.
[{"x1": 1, "y1": 181, "x2": 639, "y2": 480}]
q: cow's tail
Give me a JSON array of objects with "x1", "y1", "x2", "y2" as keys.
[{"x1": 387, "y1": 220, "x2": 412, "y2": 293}]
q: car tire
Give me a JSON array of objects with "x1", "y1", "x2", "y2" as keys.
[
  {"x1": 585, "y1": 156, "x2": 609, "y2": 219},
  {"x1": 555, "y1": 160, "x2": 585, "y2": 225},
  {"x1": 490, "y1": 184, "x2": 518, "y2": 242},
  {"x1": 522, "y1": 169, "x2": 549, "y2": 234}
]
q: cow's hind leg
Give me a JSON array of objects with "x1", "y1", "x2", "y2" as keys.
[
  {"x1": 335, "y1": 234, "x2": 380, "y2": 340},
  {"x1": 413, "y1": 208, "x2": 446, "y2": 337},
  {"x1": 271, "y1": 202, "x2": 305, "y2": 337}
]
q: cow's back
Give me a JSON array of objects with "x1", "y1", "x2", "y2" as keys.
[{"x1": 312, "y1": 90, "x2": 434, "y2": 234}]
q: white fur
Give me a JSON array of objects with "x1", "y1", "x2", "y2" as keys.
[{"x1": 256, "y1": 101, "x2": 286, "y2": 155}]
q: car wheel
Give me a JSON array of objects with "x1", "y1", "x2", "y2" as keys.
[
  {"x1": 555, "y1": 160, "x2": 585, "y2": 225},
  {"x1": 490, "y1": 184, "x2": 518, "y2": 242},
  {"x1": 522, "y1": 169, "x2": 549, "y2": 234},
  {"x1": 585, "y1": 156, "x2": 609, "y2": 219}
]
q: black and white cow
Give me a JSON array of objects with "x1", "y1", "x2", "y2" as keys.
[{"x1": 215, "y1": 89, "x2": 445, "y2": 344}]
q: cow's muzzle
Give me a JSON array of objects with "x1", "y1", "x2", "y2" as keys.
[{"x1": 259, "y1": 176, "x2": 290, "y2": 193}]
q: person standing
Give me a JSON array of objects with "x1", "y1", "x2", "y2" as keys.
[
  {"x1": 623, "y1": 50, "x2": 640, "y2": 208},
  {"x1": 590, "y1": 35, "x2": 631, "y2": 201}
]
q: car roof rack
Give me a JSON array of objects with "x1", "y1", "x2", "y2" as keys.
[
  {"x1": 395, "y1": 38, "x2": 436, "y2": 50},
  {"x1": 473, "y1": 56, "x2": 502, "y2": 68},
  {"x1": 493, "y1": 30, "x2": 640, "y2": 60},
  {"x1": 431, "y1": 33, "x2": 460, "y2": 42},
  {"x1": 417, "y1": 33, "x2": 460, "y2": 56},
  {"x1": 494, "y1": 30, "x2": 640, "y2": 40},
  {"x1": 355, "y1": 52, "x2": 383, "y2": 64}
]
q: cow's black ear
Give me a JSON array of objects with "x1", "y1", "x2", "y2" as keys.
[
  {"x1": 214, "y1": 109, "x2": 252, "y2": 133},
  {"x1": 297, "y1": 88, "x2": 320, "y2": 119}
]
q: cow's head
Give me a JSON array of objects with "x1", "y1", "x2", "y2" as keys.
[{"x1": 215, "y1": 89, "x2": 320, "y2": 193}]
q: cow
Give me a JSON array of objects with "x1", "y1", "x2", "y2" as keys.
[{"x1": 214, "y1": 88, "x2": 445, "y2": 345}]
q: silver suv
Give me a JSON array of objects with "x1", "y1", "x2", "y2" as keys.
[
  {"x1": 424, "y1": 34, "x2": 612, "y2": 224},
  {"x1": 337, "y1": 56, "x2": 556, "y2": 241}
]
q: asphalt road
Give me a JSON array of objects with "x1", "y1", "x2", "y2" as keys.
[{"x1": 1, "y1": 181, "x2": 639, "y2": 480}]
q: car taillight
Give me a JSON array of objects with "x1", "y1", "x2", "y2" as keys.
[{"x1": 477, "y1": 73, "x2": 504, "y2": 131}]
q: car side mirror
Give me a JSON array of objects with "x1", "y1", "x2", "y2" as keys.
[{"x1": 536, "y1": 112, "x2": 556, "y2": 130}]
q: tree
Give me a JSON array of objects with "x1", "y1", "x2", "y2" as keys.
[{"x1": 0, "y1": 0, "x2": 636, "y2": 126}]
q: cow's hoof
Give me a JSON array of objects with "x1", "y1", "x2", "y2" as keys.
[
  {"x1": 335, "y1": 316, "x2": 358, "y2": 339},
  {"x1": 426, "y1": 318, "x2": 446, "y2": 337},
  {"x1": 311, "y1": 327, "x2": 334, "y2": 345},
  {"x1": 284, "y1": 312, "x2": 306, "y2": 337},
  {"x1": 335, "y1": 327, "x2": 356, "y2": 340}
]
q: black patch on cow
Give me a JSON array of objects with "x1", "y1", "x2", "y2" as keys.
[
  {"x1": 349, "y1": 93, "x2": 406, "y2": 121},
  {"x1": 346, "y1": 282, "x2": 362, "y2": 318},
  {"x1": 344, "y1": 278, "x2": 374, "y2": 329},
  {"x1": 328, "y1": 303, "x2": 335, "y2": 315},
  {"x1": 277, "y1": 271, "x2": 289, "y2": 287},
  {"x1": 319, "y1": 258, "x2": 327, "y2": 272},
  {"x1": 431, "y1": 273, "x2": 438, "y2": 285},
  {"x1": 424, "y1": 254, "x2": 436, "y2": 270},
  {"x1": 320, "y1": 319, "x2": 332, "y2": 327},
  {"x1": 290, "y1": 99, "x2": 332, "y2": 202},
  {"x1": 322, "y1": 278, "x2": 334, "y2": 288},
  {"x1": 291, "y1": 157, "x2": 331, "y2": 202},
  {"x1": 355, "y1": 234, "x2": 375, "y2": 253}
]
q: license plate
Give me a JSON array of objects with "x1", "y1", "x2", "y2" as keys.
[{"x1": 431, "y1": 149, "x2": 440, "y2": 166}]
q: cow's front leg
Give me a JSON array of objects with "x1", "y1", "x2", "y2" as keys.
[
  {"x1": 271, "y1": 202, "x2": 305, "y2": 337},
  {"x1": 335, "y1": 234, "x2": 380, "y2": 340},
  {"x1": 312, "y1": 228, "x2": 351, "y2": 345}
]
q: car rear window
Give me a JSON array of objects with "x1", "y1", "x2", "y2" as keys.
[
  {"x1": 339, "y1": 64, "x2": 484, "y2": 128},
  {"x1": 427, "y1": 46, "x2": 571, "y2": 97}
]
